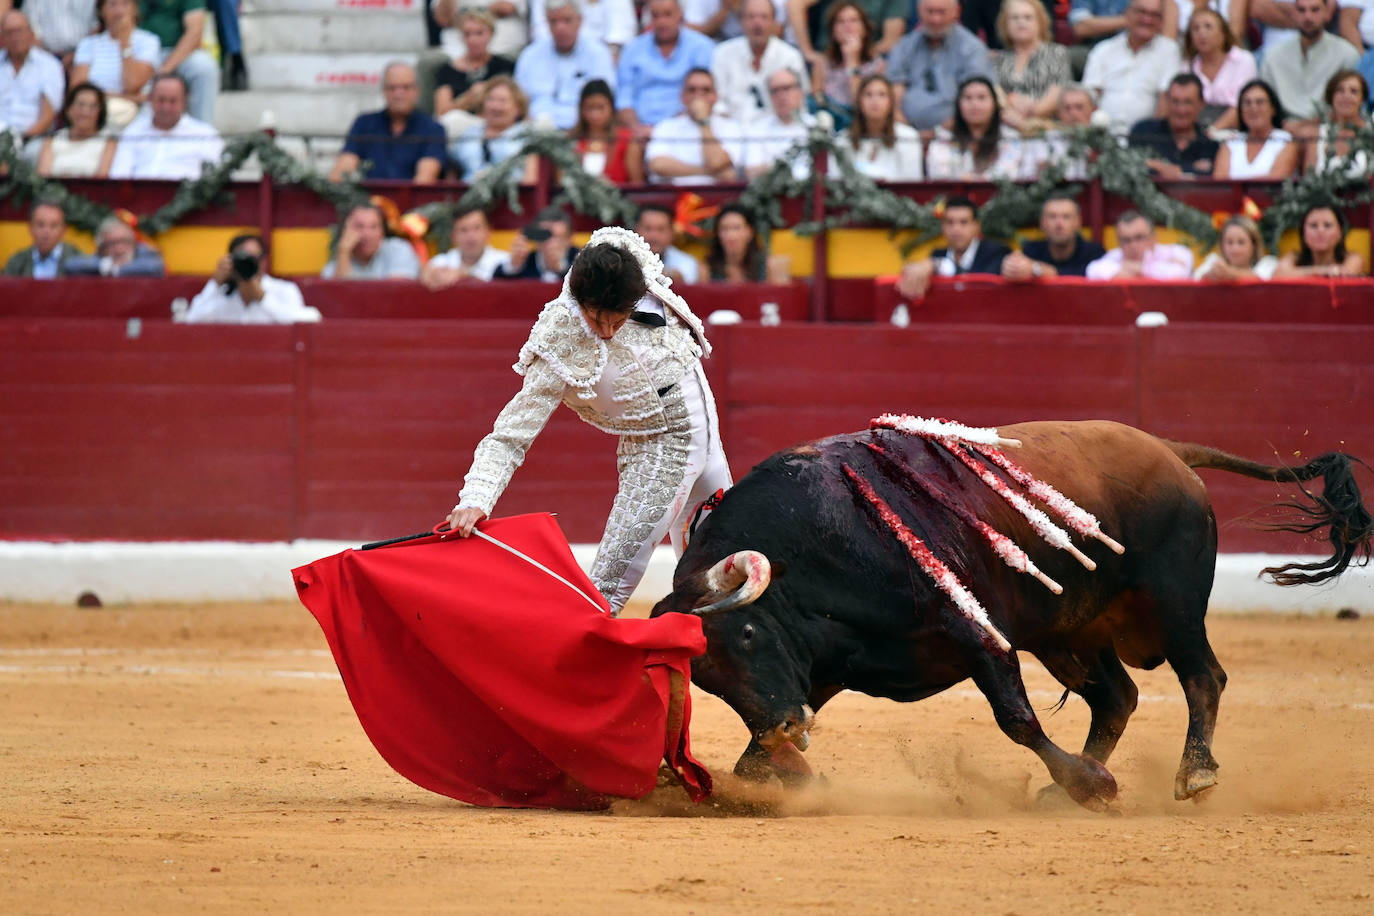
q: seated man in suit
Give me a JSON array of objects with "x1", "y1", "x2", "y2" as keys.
[
  {"x1": 3, "y1": 200, "x2": 82, "y2": 278},
  {"x1": 896, "y1": 196, "x2": 1010, "y2": 299},
  {"x1": 493, "y1": 206, "x2": 580, "y2": 282},
  {"x1": 1001, "y1": 194, "x2": 1107, "y2": 280}
]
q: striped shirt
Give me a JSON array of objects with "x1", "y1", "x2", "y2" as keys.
[
  {"x1": 73, "y1": 29, "x2": 161, "y2": 96},
  {"x1": 28, "y1": 0, "x2": 99, "y2": 56}
]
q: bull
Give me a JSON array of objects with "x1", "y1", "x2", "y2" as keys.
[{"x1": 650, "y1": 420, "x2": 1372, "y2": 809}]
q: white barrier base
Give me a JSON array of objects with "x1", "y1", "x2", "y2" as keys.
[{"x1": 0, "y1": 541, "x2": 1369, "y2": 614}]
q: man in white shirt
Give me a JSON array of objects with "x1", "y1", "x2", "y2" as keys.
[
  {"x1": 711, "y1": 0, "x2": 809, "y2": 123},
  {"x1": 420, "y1": 206, "x2": 509, "y2": 289},
  {"x1": 529, "y1": 0, "x2": 635, "y2": 54},
  {"x1": 25, "y1": 0, "x2": 97, "y2": 65},
  {"x1": 0, "y1": 11, "x2": 65, "y2": 141},
  {"x1": 108, "y1": 74, "x2": 224, "y2": 180},
  {"x1": 513, "y1": 0, "x2": 617, "y2": 129},
  {"x1": 1086, "y1": 211, "x2": 1194, "y2": 280},
  {"x1": 184, "y1": 234, "x2": 322, "y2": 324},
  {"x1": 1081, "y1": 0, "x2": 1181, "y2": 133},
  {"x1": 634, "y1": 203, "x2": 700, "y2": 284},
  {"x1": 740, "y1": 67, "x2": 817, "y2": 178},
  {"x1": 645, "y1": 68, "x2": 746, "y2": 185},
  {"x1": 1261, "y1": 0, "x2": 1360, "y2": 133}
]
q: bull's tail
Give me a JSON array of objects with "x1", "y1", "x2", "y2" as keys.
[{"x1": 1163, "y1": 441, "x2": 1373, "y2": 586}]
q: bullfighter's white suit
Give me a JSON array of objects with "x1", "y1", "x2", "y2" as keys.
[{"x1": 456, "y1": 227, "x2": 732, "y2": 613}]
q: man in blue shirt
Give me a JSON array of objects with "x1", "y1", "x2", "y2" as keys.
[
  {"x1": 514, "y1": 0, "x2": 617, "y2": 129},
  {"x1": 330, "y1": 62, "x2": 447, "y2": 183},
  {"x1": 616, "y1": 0, "x2": 715, "y2": 134},
  {"x1": 888, "y1": 0, "x2": 993, "y2": 131},
  {"x1": 3, "y1": 201, "x2": 81, "y2": 279}
]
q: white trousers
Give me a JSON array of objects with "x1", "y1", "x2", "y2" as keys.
[{"x1": 590, "y1": 363, "x2": 732, "y2": 613}]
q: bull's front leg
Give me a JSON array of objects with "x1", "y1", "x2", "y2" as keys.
[{"x1": 960, "y1": 635, "x2": 1118, "y2": 810}]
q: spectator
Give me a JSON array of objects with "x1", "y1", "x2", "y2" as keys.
[
  {"x1": 1274, "y1": 203, "x2": 1366, "y2": 277},
  {"x1": 450, "y1": 75, "x2": 538, "y2": 181},
  {"x1": 1086, "y1": 210, "x2": 1193, "y2": 279},
  {"x1": 529, "y1": 0, "x2": 636, "y2": 54},
  {"x1": 1260, "y1": 0, "x2": 1359, "y2": 137},
  {"x1": 71, "y1": 0, "x2": 159, "y2": 129},
  {"x1": 1174, "y1": 0, "x2": 1246, "y2": 40},
  {"x1": 1193, "y1": 215, "x2": 1278, "y2": 281},
  {"x1": 65, "y1": 216, "x2": 166, "y2": 276},
  {"x1": 617, "y1": 0, "x2": 716, "y2": 134},
  {"x1": 494, "y1": 205, "x2": 579, "y2": 281},
  {"x1": 1183, "y1": 8, "x2": 1255, "y2": 131},
  {"x1": 321, "y1": 203, "x2": 422, "y2": 280},
  {"x1": 27, "y1": 0, "x2": 99, "y2": 68},
  {"x1": 108, "y1": 74, "x2": 223, "y2": 179},
  {"x1": 888, "y1": 0, "x2": 993, "y2": 132},
  {"x1": 787, "y1": 0, "x2": 906, "y2": 68},
  {"x1": 1127, "y1": 73, "x2": 1219, "y2": 177},
  {"x1": 3, "y1": 200, "x2": 82, "y2": 278},
  {"x1": 514, "y1": 0, "x2": 617, "y2": 130},
  {"x1": 896, "y1": 195, "x2": 1011, "y2": 298},
  {"x1": 1213, "y1": 78, "x2": 1300, "y2": 179},
  {"x1": 741, "y1": 67, "x2": 818, "y2": 178},
  {"x1": 569, "y1": 79, "x2": 643, "y2": 183},
  {"x1": 137, "y1": 0, "x2": 220, "y2": 124},
  {"x1": 925, "y1": 75, "x2": 1027, "y2": 179},
  {"x1": 0, "y1": 11, "x2": 65, "y2": 143},
  {"x1": 992, "y1": 0, "x2": 1071, "y2": 133},
  {"x1": 1343, "y1": 0, "x2": 1374, "y2": 96},
  {"x1": 1020, "y1": 83, "x2": 1096, "y2": 177},
  {"x1": 331, "y1": 63, "x2": 446, "y2": 184},
  {"x1": 1056, "y1": 83, "x2": 1096, "y2": 126},
  {"x1": 432, "y1": 0, "x2": 528, "y2": 60},
  {"x1": 1082, "y1": 0, "x2": 1181, "y2": 133},
  {"x1": 809, "y1": 1, "x2": 885, "y2": 128},
  {"x1": 645, "y1": 68, "x2": 746, "y2": 184},
  {"x1": 1069, "y1": 0, "x2": 1132, "y2": 51},
  {"x1": 634, "y1": 203, "x2": 700, "y2": 284},
  {"x1": 420, "y1": 206, "x2": 509, "y2": 289},
  {"x1": 707, "y1": 201, "x2": 789, "y2": 282},
  {"x1": 432, "y1": 8, "x2": 516, "y2": 138},
  {"x1": 833, "y1": 73, "x2": 924, "y2": 179},
  {"x1": 37, "y1": 83, "x2": 118, "y2": 178},
  {"x1": 1305, "y1": 69, "x2": 1370, "y2": 174},
  {"x1": 684, "y1": 0, "x2": 786, "y2": 40},
  {"x1": 713, "y1": 0, "x2": 810, "y2": 124},
  {"x1": 1251, "y1": 0, "x2": 1318, "y2": 55},
  {"x1": 184, "y1": 234, "x2": 322, "y2": 324},
  {"x1": 1002, "y1": 193, "x2": 1107, "y2": 278}
]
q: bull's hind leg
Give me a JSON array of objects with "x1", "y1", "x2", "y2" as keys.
[
  {"x1": 958, "y1": 633, "x2": 1118, "y2": 810},
  {"x1": 1167, "y1": 630, "x2": 1228, "y2": 800},
  {"x1": 1078, "y1": 648, "x2": 1140, "y2": 764}
]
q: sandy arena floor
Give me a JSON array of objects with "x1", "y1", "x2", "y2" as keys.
[{"x1": 0, "y1": 601, "x2": 1371, "y2": 914}]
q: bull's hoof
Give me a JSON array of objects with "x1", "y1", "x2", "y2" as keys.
[
  {"x1": 733, "y1": 754, "x2": 773, "y2": 783},
  {"x1": 1056, "y1": 754, "x2": 1118, "y2": 809},
  {"x1": 1174, "y1": 766, "x2": 1218, "y2": 801},
  {"x1": 769, "y1": 741, "x2": 815, "y2": 787}
]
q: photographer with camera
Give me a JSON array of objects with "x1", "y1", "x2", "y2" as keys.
[
  {"x1": 493, "y1": 206, "x2": 579, "y2": 282},
  {"x1": 183, "y1": 235, "x2": 322, "y2": 324}
]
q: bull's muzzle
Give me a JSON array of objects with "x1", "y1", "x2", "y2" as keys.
[
  {"x1": 691, "y1": 550, "x2": 771, "y2": 615},
  {"x1": 758, "y1": 704, "x2": 816, "y2": 753}
]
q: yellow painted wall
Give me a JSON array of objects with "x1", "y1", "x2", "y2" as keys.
[{"x1": 6, "y1": 220, "x2": 1370, "y2": 277}]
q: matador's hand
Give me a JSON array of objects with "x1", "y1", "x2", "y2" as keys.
[{"x1": 446, "y1": 506, "x2": 487, "y2": 537}]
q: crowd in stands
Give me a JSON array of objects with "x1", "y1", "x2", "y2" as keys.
[{"x1": 4, "y1": 0, "x2": 1374, "y2": 321}]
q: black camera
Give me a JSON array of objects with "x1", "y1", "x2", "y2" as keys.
[{"x1": 231, "y1": 251, "x2": 259, "y2": 280}]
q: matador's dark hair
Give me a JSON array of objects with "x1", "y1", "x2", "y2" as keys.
[{"x1": 568, "y1": 244, "x2": 647, "y2": 314}]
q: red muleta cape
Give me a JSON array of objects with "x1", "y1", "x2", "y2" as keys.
[{"x1": 292, "y1": 512, "x2": 713, "y2": 810}]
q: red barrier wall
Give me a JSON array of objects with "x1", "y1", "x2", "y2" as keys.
[{"x1": 3, "y1": 311, "x2": 1372, "y2": 553}]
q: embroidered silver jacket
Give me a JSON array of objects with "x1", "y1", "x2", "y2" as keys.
[{"x1": 457, "y1": 295, "x2": 711, "y2": 515}]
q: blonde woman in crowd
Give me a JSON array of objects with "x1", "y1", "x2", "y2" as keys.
[
  {"x1": 833, "y1": 74, "x2": 923, "y2": 181},
  {"x1": 1181, "y1": 8, "x2": 1255, "y2": 130},
  {"x1": 992, "y1": 0, "x2": 1071, "y2": 133},
  {"x1": 1193, "y1": 215, "x2": 1277, "y2": 281}
]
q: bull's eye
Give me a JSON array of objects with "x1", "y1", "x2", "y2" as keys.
[{"x1": 741, "y1": 623, "x2": 755, "y2": 645}]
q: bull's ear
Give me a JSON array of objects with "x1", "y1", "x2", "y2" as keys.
[{"x1": 770, "y1": 559, "x2": 788, "y2": 580}]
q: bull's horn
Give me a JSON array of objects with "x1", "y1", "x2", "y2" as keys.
[{"x1": 692, "y1": 551, "x2": 771, "y2": 615}]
